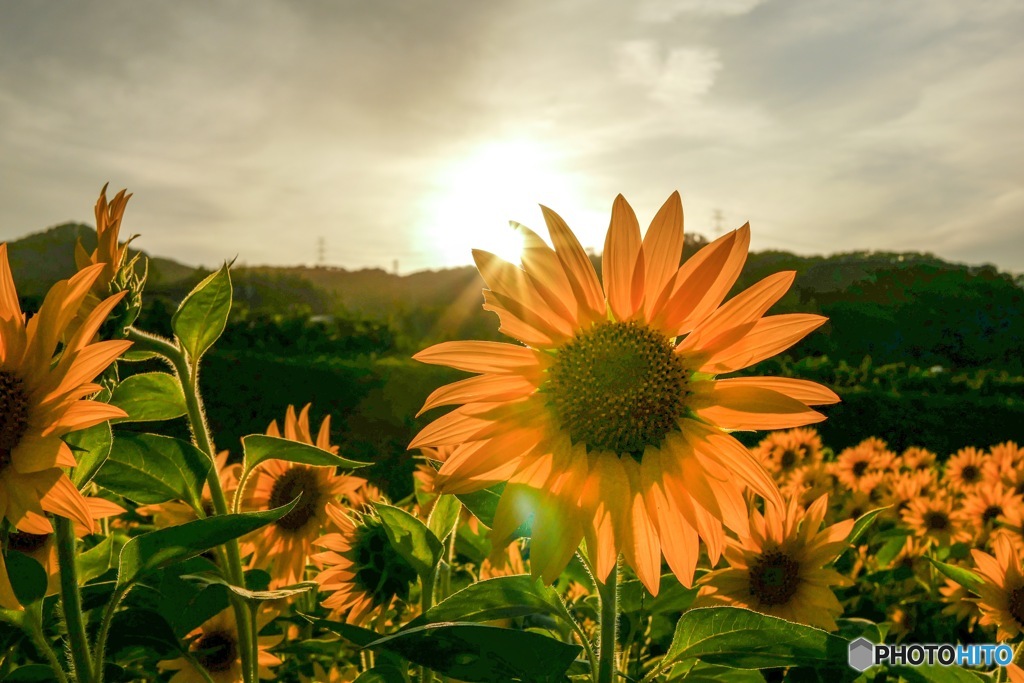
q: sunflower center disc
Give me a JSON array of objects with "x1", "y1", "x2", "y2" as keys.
[
  {"x1": 6, "y1": 530, "x2": 51, "y2": 554},
  {"x1": 982, "y1": 505, "x2": 1003, "y2": 524},
  {"x1": 193, "y1": 631, "x2": 238, "y2": 672},
  {"x1": 779, "y1": 449, "x2": 798, "y2": 469},
  {"x1": 1009, "y1": 587, "x2": 1024, "y2": 628},
  {"x1": 924, "y1": 511, "x2": 949, "y2": 531},
  {"x1": 353, "y1": 520, "x2": 417, "y2": 607},
  {"x1": 546, "y1": 321, "x2": 688, "y2": 459},
  {"x1": 961, "y1": 465, "x2": 980, "y2": 483},
  {"x1": 0, "y1": 370, "x2": 31, "y2": 469},
  {"x1": 268, "y1": 467, "x2": 321, "y2": 531},
  {"x1": 749, "y1": 550, "x2": 800, "y2": 606}
]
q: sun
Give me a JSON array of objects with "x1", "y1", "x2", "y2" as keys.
[{"x1": 421, "y1": 138, "x2": 588, "y2": 267}]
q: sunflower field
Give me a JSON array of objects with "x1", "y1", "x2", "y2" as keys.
[{"x1": 2, "y1": 186, "x2": 1024, "y2": 683}]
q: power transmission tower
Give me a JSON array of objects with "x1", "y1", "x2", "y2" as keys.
[
  {"x1": 712, "y1": 209, "x2": 724, "y2": 235},
  {"x1": 317, "y1": 237, "x2": 326, "y2": 266}
]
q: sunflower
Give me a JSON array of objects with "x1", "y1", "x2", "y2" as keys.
[
  {"x1": 969, "y1": 534, "x2": 1024, "y2": 639},
  {"x1": 945, "y1": 447, "x2": 986, "y2": 493},
  {"x1": 76, "y1": 184, "x2": 132, "y2": 295},
  {"x1": 312, "y1": 505, "x2": 418, "y2": 625},
  {"x1": 480, "y1": 539, "x2": 528, "y2": 580},
  {"x1": 990, "y1": 442, "x2": 1024, "y2": 471},
  {"x1": 898, "y1": 446, "x2": 936, "y2": 473},
  {"x1": 5, "y1": 496, "x2": 124, "y2": 602},
  {"x1": 158, "y1": 607, "x2": 282, "y2": 683},
  {"x1": 754, "y1": 427, "x2": 823, "y2": 482},
  {"x1": 410, "y1": 193, "x2": 837, "y2": 593},
  {"x1": 694, "y1": 494, "x2": 853, "y2": 631},
  {"x1": 0, "y1": 245, "x2": 131, "y2": 608},
  {"x1": 138, "y1": 451, "x2": 240, "y2": 527},
  {"x1": 832, "y1": 442, "x2": 889, "y2": 489},
  {"x1": 939, "y1": 576, "x2": 979, "y2": 628},
  {"x1": 901, "y1": 493, "x2": 969, "y2": 547},
  {"x1": 781, "y1": 463, "x2": 835, "y2": 509},
  {"x1": 240, "y1": 405, "x2": 368, "y2": 587},
  {"x1": 961, "y1": 483, "x2": 1024, "y2": 547}
]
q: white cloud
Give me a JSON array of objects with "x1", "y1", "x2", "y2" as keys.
[
  {"x1": 615, "y1": 41, "x2": 721, "y2": 102},
  {"x1": 637, "y1": 0, "x2": 766, "y2": 22}
]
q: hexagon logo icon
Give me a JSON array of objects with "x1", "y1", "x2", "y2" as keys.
[{"x1": 848, "y1": 637, "x2": 875, "y2": 672}]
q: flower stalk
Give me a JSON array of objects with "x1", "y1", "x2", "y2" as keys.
[
  {"x1": 595, "y1": 558, "x2": 621, "y2": 683},
  {"x1": 55, "y1": 516, "x2": 93, "y2": 683}
]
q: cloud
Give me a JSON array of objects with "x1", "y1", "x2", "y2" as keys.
[
  {"x1": 615, "y1": 41, "x2": 721, "y2": 102},
  {"x1": 637, "y1": 0, "x2": 766, "y2": 22}
]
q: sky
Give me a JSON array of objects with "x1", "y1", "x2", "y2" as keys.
[{"x1": 1, "y1": 0, "x2": 1022, "y2": 273}]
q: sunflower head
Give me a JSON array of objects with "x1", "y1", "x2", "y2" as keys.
[
  {"x1": 0, "y1": 370, "x2": 30, "y2": 466},
  {"x1": 314, "y1": 506, "x2": 418, "y2": 624}
]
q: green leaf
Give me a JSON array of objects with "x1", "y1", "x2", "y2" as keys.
[
  {"x1": 241, "y1": 434, "x2": 365, "y2": 479},
  {"x1": 109, "y1": 372, "x2": 187, "y2": 423},
  {"x1": 847, "y1": 507, "x2": 889, "y2": 545},
  {"x1": 105, "y1": 608, "x2": 182, "y2": 657},
  {"x1": 95, "y1": 432, "x2": 211, "y2": 510},
  {"x1": 68, "y1": 421, "x2": 113, "y2": 488},
  {"x1": 661, "y1": 607, "x2": 849, "y2": 671},
  {"x1": 367, "y1": 622, "x2": 581, "y2": 683},
  {"x1": 408, "y1": 575, "x2": 575, "y2": 629},
  {"x1": 172, "y1": 263, "x2": 232, "y2": 361},
  {"x1": 353, "y1": 667, "x2": 408, "y2": 683},
  {"x1": 428, "y1": 494, "x2": 462, "y2": 542},
  {"x1": 375, "y1": 503, "x2": 443, "y2": 580},
  {"x1": 5, "y1": 665, "x2": 59, "y2": 682},
  {"x1": 620, "y1": 574, "x2": 698, "y2": 615},
  {"x1": 183, "y1": 573, "x2": 316, "y2": 603},
  {"x1": 5, "y1": 552, "x2": 47, "y2": 606},
  {"x1": 77, "y1": 535, "x2": 125, "y2": 584},
  {"x1": 117, "y1": 501, "x2": 295, "y2": 588},
  {"x1": 875, "y1": 536, "x2": 909, "y2": 568},
  {"x1": 456, "y1": 484, "x2": 504, "y2": 528},
  {"x1": 666, "y1": 661, "x2": 766, "y2": 682},
  {"x1": 927, "y1": 558, "x2": 984, "y2": 594},
  {"x1": 310, "y1": 617, "x2": 381, "y2": 647}
]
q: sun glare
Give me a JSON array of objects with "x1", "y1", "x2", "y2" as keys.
[{"x1": 421, "y1": 138, "x2": 586, "y2": 267}]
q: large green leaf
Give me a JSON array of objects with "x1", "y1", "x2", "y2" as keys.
[
  {"x1": 77, "y1": 535, "x2": 125, "y2": 584},
  {"x1": 889, "y1": 665, "x2": 987, "y2": 682},
  {"x1": 5, "y1": 552, "x2": 47, "y2": 606},
  {"x1": 456, "y1": 484, "x2": 504, "y2": 528},
  {"x1": 847, "y1": 507, "x2": 889, "y2": 545},
  {"x1": 666, "y1": 661, "x2": 767, "y2": 682},
  {"x1": 353, "y1": 668, "x2": 408, "y2": 683},
  {"x1": 109, "y1": 372, "x2": 187, "y2": 423},
  {"x1": 241, "y1": 434, "x2": 365, "y2": 478},
  {"x1": 95, "y1": 432, "x2": 210, "y2": 510},
  {"x1": 661, "y1": 607, "x2": 849, "y2": 671},
  {"x1": 428, "y1": 494, "x2": 462, "y2": 542},
  {"x1": 927, "y1": 558, "x2": 984, "y2": 594},
  {"x1": 67, "y1": 421, "x2": 113, "y2": 488},
  {"x1": 367, "y1": 622, "x2": 580, "y2": 683},
  {"x1": 117, "y1": 502, "x2": 294, "y2": 588},
  {"x1": 375, "y1": 503, "x2": 443, "y2": 580},
  {"x1": 172, "y1": 263, "x2": 232, "y2": 361},
  {"x1": 408, "y1": 575, "x2": 575, "y2": 629},
  {"x1": 105, "y1": 608, "x2": 182, "y2": 657}
]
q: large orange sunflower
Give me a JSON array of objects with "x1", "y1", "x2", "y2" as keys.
[
  {"x1": 240, "y1": 405, "x2": 368, "y2": 587},
  {"x1": 410, "y1": 193, "x2": 838, "y2": 593},
  {"x1": 0, "y1": 244, "x2": 130, "y2": 608}
]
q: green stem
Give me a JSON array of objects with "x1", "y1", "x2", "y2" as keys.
[
  {"x1": 125, "y1": 327, "x2": 256, "y2": 683},
  {"x1": 595, "y1": 557, "x2": 620, "y2": 683},
  {"x1": 55, "y1": 516, "x2": 93, "y2": 683},
  {"x1": 91, "y1": 586, "x2": 129, "y2": 683},
  {"x1": 419, "y1": 570, "x2": 437, "y2": 683},
  {"x1": 26, "y1": 612, "x2": 70, "y2": 683}
]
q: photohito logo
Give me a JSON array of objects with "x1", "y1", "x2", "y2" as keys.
[{"x1": 848, "y1": 638, "x2": 1014, "y2": 672}]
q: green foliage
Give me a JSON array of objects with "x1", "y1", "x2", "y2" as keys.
[
  {"x1": 172, "y1": 263, "x2": 232, "y2": 361},
  {"x1": 95, "y1": 433, "x2": 211, "y2": 510},
  {"x1": 409, "y1": 575, "x2": 575, "y2": 628},
  {"x1": 367, "y1": 622, "x2": 581, "y2": 682},
  {"x1": 375, "y1": 503, "x2": 443, "y2": 580},
  {"x1": 117, "y1": 502, "x2": 294, "y2": 588},
  {"x1": 67, "y1": 421, "x2": 113, "y2": 488},
  {"x1": 241, "y1": 434, "x2": 364, "y2": 479},
  {"x1": 108, "y1": 372, "x2": 186, "y2": 423}
]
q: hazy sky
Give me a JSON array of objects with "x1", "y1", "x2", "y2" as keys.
[{"x1": 1, "y1": 0, "x2": 1022, "y2": 273}]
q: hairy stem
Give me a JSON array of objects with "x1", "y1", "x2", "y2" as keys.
[
  {"x1": 26, "y1": 612, "x2": 70, "y2": 683},
  {"x1": 595, "y1": 557, "x2": 620, "y2": 683},
  {"x1": 55, "y1": 516, "x2": 93, "y2": 683}
]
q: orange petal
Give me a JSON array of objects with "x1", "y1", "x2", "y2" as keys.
[
  {"x1": 542, "y1": 206, "x2": 605, "y2": 325},
  {"x1": 418, "y1": 373, "x2": 538, "y2": 416},
  {"x1": 413, "y1": 341, "x2": 546, "y2": 376},
  {"x1": 39, "y1": 471, "x2": 95, "y2": 533},
  {"x1": 697, "y1": 384, "x2": 826, "y2": 430},
  {"x1": 697, "y1": 314, "x2": 828, "y2": 374},
  {"x1": 512, "y1": 222, "x2": 578, "y2": 322},
  {"x1": 713, "y1": 376, "x2": 840, "y2": 405},
  {"x1": 641, "y1": 191, "x2": 685, "y2": 317},
  {"x1": 603, "y1": 195, "x2": 643, "y2": 321}
]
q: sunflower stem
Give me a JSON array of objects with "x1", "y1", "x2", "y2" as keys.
[
  {"x1": 55, "y1": 516, "x2": 93, "y2": 683},
  {"x1": 125, "y1": 327, "x2": 256, "y2": 683},
  {"x1": 91, "y1": 586, "x2": 129, "y2": 683},
  {"x1": 26, "y1": 611, "x2": 70, "y2": 683},
  {"x1": 595, "y1": 557, "x2": 620, "y2": 683}
]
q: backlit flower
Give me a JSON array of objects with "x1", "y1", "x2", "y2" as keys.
[
  {"x1": 240, "y1": 405, "x2": 368, "y2": 587},
  {"x1": 158, "y1": 607, "x2": 282, "y2": 683},
  {"x1": 411, "y1": 193, "x2": 837, "y2": 593},
  {"x1": 0, "y1": 245, "x2": 130, "y2": 608},
  {"x1": 970, "y1": 535, "x2": 1024, "y2": 640},
  {"x1": 945, "y1": 447, "x2": 986, "y2": 493},
  {"x1": 901, "y1": 493, "x2": 969, "y2": 547},
  {"x1": 694, "y1": 494, "x2": 853, "y2": 631}
]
